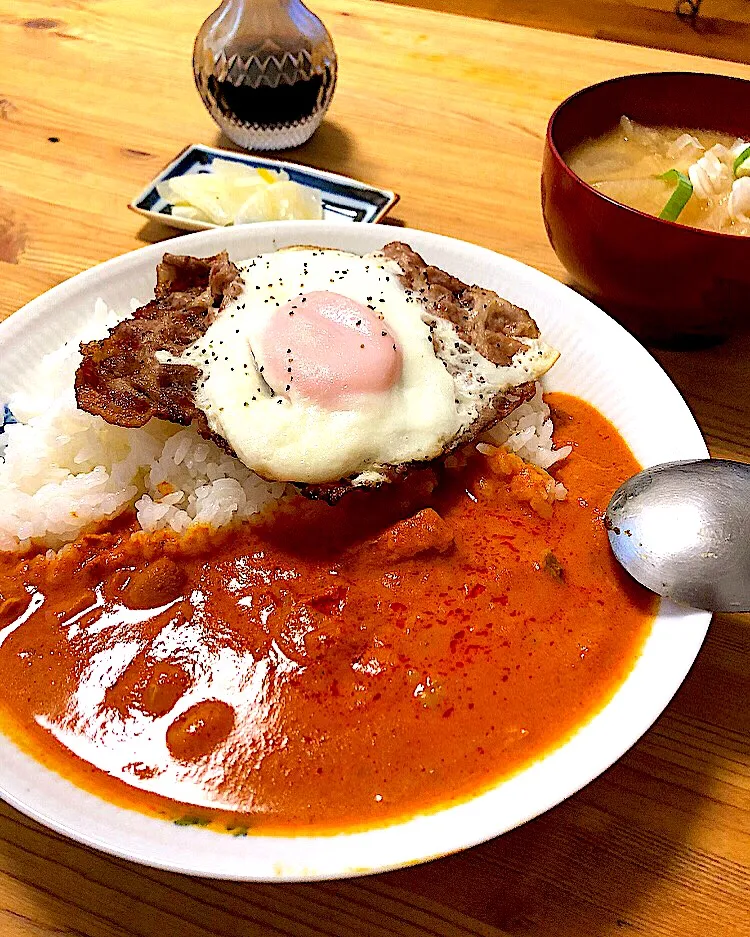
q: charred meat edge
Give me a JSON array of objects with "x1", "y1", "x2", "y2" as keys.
[
  {"x1": 75, "y1": 245, "x2": 540, "y2": 502},
  {"x1": 75, "y1": 252, "x2": 243, "y2": 442}
]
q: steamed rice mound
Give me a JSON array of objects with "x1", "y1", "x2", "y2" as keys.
[
  {"x1": 0, "y1": 300, "x2": 569, "y2": 552},
  {"x1": 0, "y1": 300, "x2": 286, "y2": 552}
]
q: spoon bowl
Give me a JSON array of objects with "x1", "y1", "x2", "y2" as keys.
[{"x1": 606, "y1": 459, "x2": 750, "y2": 613}]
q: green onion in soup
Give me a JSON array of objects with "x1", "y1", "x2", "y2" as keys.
[{"x1": 565, "y1": 116, "x2": 750, "y2": 234}]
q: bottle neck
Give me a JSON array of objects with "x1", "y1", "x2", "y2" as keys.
[
  {"x1": 212, "y1": 0, "x2": 318, "y2": 45},
  {"x1": 217, "y1": 0, "x2": 306, "y2": 17}
]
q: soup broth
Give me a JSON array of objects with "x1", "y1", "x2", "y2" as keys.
[{"x1": 566, "y1": 117, "x2": 750, "y2": 235}]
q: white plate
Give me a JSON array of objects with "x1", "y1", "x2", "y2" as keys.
[{"x1": 0, "y1": 222, "x2": 710, "y2": 881}]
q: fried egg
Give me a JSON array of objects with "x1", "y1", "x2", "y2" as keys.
[{"x1": 159, "y1": 248, "x2": 558, "y2": 485}]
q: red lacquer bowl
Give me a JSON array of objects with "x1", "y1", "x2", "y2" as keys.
[{"x1": 541, "y1": 72, "x2": 750, "y2": 344}]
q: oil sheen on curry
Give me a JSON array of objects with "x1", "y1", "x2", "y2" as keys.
[{"x1": 0, "y1": 394, "x2": 655, "y2": 834}]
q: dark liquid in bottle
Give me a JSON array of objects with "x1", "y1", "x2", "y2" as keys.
[{"x1": 206, "y1": 65, "x2": 334, "y2": 129}]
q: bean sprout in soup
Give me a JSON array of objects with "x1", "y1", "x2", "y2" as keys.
[{"x1": 566, "y1": 116, "x2": 750, "y2": 235}]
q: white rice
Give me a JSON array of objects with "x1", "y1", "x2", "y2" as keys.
[
  {"x1": 0, "y1": 300, "x2": 568, "y2": 552},
  {"x1": 482, "y1": 383, "x2": 571, "y2": 506},
  {"x1": 482, "y1": 383, "x2": 569, "y2": 469},
  {"x1": 0, "y1": 300, "x2": 285, "y2": 552}
]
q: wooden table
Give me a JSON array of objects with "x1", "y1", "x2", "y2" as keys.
[{"x1": 0, "y1": 1, "x2": 748, "y2": 934}]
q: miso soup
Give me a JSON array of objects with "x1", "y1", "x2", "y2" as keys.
[{"x1": 566, "y1": 117, "x2": 750, "y2": 235}]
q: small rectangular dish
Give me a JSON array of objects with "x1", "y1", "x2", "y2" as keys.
[{"x1": 129, "y1": 144, "x2": 399, "y2": 231}]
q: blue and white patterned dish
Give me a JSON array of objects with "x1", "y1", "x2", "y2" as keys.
[
  {"x1": 129, "y1": 144, "x2": 399, "y2": 231},
  {"x1": 0, "y1": 404, "x2": 16, "y2": 435}
]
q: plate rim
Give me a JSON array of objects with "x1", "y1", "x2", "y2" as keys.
[{"x1": 0, "y1": 221, "x2": 711, "y2": 881}]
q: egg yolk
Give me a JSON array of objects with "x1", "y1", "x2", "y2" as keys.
[{"x1": 256, "y1": 291, "x2": 404, "y2": 408}]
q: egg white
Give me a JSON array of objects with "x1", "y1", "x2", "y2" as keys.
[{"x1": 162, "y1": 248, "x2": 557, "y2": 484}]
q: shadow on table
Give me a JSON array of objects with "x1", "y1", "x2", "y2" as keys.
[
  {"x1": 0, "y1": 612, "x2": 744, "y2": 937},
  {"x1": 132, "y1": 210, "x2": 408, "y2": 251},
  {"x1": 134, "y1": 219, "x2": 186, "y2": 246},
  {"x1": 210, "y1": 118, "x2": 358, "y2": 176}
]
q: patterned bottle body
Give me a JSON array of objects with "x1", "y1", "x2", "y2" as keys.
[{"x1": 194, "y1": 0, "x2": 337, "y2": 151}]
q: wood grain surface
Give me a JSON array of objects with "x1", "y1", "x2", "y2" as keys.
[
  {"x1": 0, "y1": 2, "x2": 748, "y2": 935},
  {"x1": 380, "y1": 0, "x2": 750, "y2": 66}
]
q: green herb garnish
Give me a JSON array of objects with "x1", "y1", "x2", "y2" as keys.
[
  {"x1": 173, "y1": 815, "x2": 211, "y2": 827},
  {"x1": 658, "y1": 169, "x2": 693, "y2": 222},
  {"x1": 733, "y1": 145, "x2": 750, "y2": 176},
  {"x1": 543, "y1": 552, "x2": 565, "y2": 583}
]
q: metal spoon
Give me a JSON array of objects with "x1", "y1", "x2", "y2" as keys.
[{"x1": 606, "y1": 459, "x2": 750, "y2": 613}]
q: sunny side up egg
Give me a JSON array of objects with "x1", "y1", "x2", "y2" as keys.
[{"x1": 161, "y1": 248, "x2": 558, "y2": 485}]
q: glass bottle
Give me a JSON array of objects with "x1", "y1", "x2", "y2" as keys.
[{"x1": 193, "y1": 0, "x2": 337, "y2": 151}]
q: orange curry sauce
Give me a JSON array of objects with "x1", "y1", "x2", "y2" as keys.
[{"x1": 0, "y1": 394, "x2": 656, "y2": 834}]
